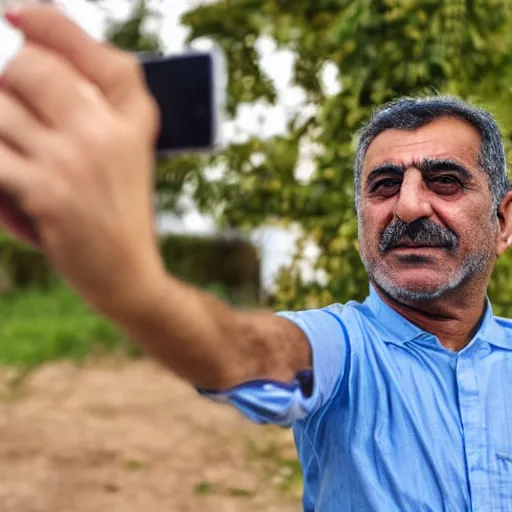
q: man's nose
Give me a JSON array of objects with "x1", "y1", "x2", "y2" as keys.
[{"x1": 394, "y1": 169, "x2": 433, "y2": 224}]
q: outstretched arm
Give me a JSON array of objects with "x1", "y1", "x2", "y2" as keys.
[
  {"x1": 109, "y1": 271, "x2": 312, "y2": 390},
  {"x1": 0, "y1": 5, "x2": 311, "y2": 392}
]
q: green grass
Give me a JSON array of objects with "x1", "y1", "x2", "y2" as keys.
[
  {"x1": 0, "y1": 285, "x2": 139, "y2": 369},
  {"x1": 192, "y1": 480, "x2": 254, "y2": 499},
  {"x1": 247, "y1": 439, "x2": 303, "y2": 495},
  {"x1": 193, "y1": 481, "x2": 215, "y2": 495},
  {"x1": 123, "y1": 458, "x2": 146, "y2": 471}
]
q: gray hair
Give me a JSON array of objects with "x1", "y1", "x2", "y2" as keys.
[{"x1": 354, "y1": 96, "x2": 510, "y2": 212}]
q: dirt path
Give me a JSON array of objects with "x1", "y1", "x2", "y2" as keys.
[{"x1": 0, "y1": 359, "x2": 302, "y2": 512}]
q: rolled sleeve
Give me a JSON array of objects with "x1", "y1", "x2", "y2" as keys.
[{"x1": 199, "y1": 307, "x2": 349, "y2": 427}]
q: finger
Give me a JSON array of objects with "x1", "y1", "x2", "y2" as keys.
[
  {"x1": 0, "y1": 88, "x2": 51, "y2": 157},
  {"x1": 7, "y1": 5, "x2": 147, "y2": 114},
  {"x1": 3, "y1": 44, "x2": 109, "y2": 129}
]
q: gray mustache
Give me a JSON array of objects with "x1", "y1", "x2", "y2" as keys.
[{"x1": 379, "y1": 218, "x2": 458, "y2": 253}]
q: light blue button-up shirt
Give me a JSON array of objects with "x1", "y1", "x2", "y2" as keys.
[{"x1": 201, "y1": 286, "x2": 512, "y2": 511}]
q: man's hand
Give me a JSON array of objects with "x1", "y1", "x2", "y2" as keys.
[
  {"x1": 0, "y1": 5, "x2": 165, "y2": 317},
  {"x1": 0, "y1": 5, "x2": 312, "y2": 390}
]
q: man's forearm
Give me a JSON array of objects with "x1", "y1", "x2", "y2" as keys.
[{"x1": 108, "y1": 272, "x2": 312, "y2": 390}]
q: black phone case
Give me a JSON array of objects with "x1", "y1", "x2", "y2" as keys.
[{"x1": 140, "y1": 52, "x2": 223, "y2": 156}]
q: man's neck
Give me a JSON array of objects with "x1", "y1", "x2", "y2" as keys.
[{"x1": 372, "y1": 282, "x2": 488, "y2": 351}]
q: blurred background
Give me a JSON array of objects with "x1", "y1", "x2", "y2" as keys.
[{"x1": 0, "y1": 0, "x2": 512, "y2": 510}]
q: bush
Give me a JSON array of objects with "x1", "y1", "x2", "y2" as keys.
[
  {"x1": 0, "y1": 232, "x2": 261, "y2": 306},
  {"x1": 159, "y1": 234, "x2": 261, "y2": 306}
]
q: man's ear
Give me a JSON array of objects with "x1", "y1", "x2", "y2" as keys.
[{"x1": 496, "y1": 190, "x2": 512, "y2": 256}]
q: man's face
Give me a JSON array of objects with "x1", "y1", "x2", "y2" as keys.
[{"x1": 358, "y1": 117, "x2": 498, "y2": 302}]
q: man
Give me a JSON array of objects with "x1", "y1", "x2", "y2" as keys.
[{"x1": 1, "y1": 5, "x2": 511, "y2": 512}]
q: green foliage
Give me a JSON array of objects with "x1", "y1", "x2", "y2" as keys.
[
  {"x1": 105, "y1": 0, "x2": 162, "y2": 53},
  {"x1": 182, "y1": 0, "x2": 277, "y2": 116},
  {"x1": 177, "y1": 0, "x2": 512, "y2": 311}
]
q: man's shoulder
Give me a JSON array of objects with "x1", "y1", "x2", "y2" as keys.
[
  {"x1": 283, "y1": 298, "x2": 369, "y2": 323},
  {"x1": 494, "y1": 315, "x2": 512, "y2": 332},
  {"x1": 291, "y1": 299, "x2": 376, "y2": 339},
  {"x1": 279, "y1": 297, "x2": 367, "y2": 316},
  {"x1": 489, "y1": 315, "x2": 512, "y2": 350},
  {"x1": 276, "y1": 298, "x2": 371, "y2": 345}
]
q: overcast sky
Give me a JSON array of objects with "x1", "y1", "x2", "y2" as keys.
[{"x1": 0, "y1": 0, "x2": 330, "y2": 290}]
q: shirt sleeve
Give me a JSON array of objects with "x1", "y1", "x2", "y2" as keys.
[{"x1": 198, "y1": 307, "x2": 349, "y2": 427}]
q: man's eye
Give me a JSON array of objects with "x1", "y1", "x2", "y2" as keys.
[
  {"x1": 429, "y1": 175, "x2": 462, "y2": 193},
  {"x1": 433, "y1": 176, "x2": 458, "y2": 184},
  {"x1": 371, "y1": 179, "x2": 401, "y2": 194}
]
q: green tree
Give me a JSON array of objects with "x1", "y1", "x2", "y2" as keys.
[
  {"x1": 175, "y1": 0, "x2": 512, "y2": 314},
  {"x1": 105, "y1": 0, "x2": 161, "y2": 52}
]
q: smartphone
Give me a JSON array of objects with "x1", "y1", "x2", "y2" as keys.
[{"x1": 139, "y1": 50, "x2": 226, "y2": 157}]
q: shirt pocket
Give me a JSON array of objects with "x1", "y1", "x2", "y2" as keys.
[
  {"x1": 493, "y1": 445, "x2": 512, "y2": 502},
  {"x1": 496, "y1": 450, "x2": 512, "y2": 471}
]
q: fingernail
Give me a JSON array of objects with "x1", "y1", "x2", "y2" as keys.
[{"x1": 5, "y1": 8, "x2": 22, "y2": 27}]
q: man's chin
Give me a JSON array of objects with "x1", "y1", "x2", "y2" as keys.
[
  {"x1": 373, "y1": 274, "x2": 453, "y2": 302},
  {"x1": 362, "y1": 246, "x2": 494, "y2": 303}
]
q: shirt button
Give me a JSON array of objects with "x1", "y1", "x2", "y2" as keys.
[
  {"x1": 456, "y1": 357, "x2": 470, "y2": 371},
  {"x1": 478, "y1": 342, "x2": 490, "y2": 356}
]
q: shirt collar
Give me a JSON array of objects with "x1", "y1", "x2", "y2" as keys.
[
  {"x1": 475, "y1": 302, "x2": 512, "y2": 350},
  {"x1": 364, "y1": 284, "x2": 512, "y2": 350}
]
